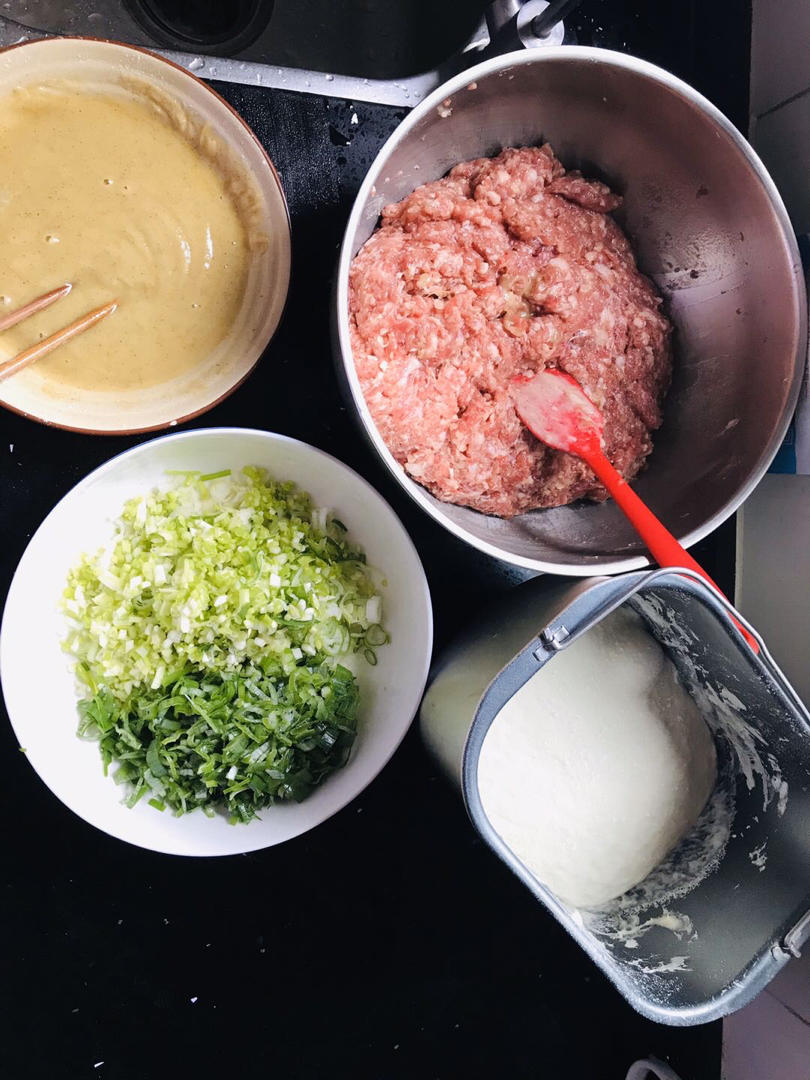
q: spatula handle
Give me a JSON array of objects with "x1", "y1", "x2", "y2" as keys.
[{"x1": 585, "y1": 449, "x2": 759, "y2": 652}]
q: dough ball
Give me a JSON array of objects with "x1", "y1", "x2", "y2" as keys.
[{"x1": 477, "y1": 606, "x2": 716, "y2": 908}]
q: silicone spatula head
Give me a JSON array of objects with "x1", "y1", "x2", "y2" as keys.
[
  {"x1": 511, "y1": 367, "x2": 760, "y2": 652},
  {"x1": 512, "y1": 369, "x2": 604, "y2": 458}
]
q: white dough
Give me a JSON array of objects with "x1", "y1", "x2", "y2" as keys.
[{"x1": 477, "y1": 607, "x2": 716, "y2": 909}]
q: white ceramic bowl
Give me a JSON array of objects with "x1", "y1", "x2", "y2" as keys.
[
  {"x1": 0, "y1": 38, "x2": 291, "y2": 434},
  {"x1": 0, "y1": 428, "x2": 433, "y2": 855}
]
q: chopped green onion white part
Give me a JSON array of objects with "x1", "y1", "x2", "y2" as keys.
[{"x1": 63, "y1": 466, "x2": 386, "y2": 699}]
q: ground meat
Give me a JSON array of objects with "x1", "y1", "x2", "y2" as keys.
[{"x1": 348, "y1": 144, "x2": 672, "y2": 517}]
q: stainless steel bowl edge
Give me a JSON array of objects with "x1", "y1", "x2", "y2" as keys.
[{"x1": 334, "y1": 46, "x2": 807, "y2": 575}]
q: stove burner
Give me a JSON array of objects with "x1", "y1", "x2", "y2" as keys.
[{"x1": 126, "y1": 0, "x2": 275, "y2": 53}]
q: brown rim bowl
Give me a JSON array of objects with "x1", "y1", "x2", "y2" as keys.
[{"x1": 0, "y1": 37, "x2": 291, "y2": 435}]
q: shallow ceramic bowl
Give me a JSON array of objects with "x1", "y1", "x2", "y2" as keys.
[
  {"x1": 0, "y1": 38, "x2": 291, "y2": 433},
  {"x1": 0, "y1": 428, "x2": 433, "y2": 856}
]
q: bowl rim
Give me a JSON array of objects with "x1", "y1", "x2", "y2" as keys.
[
  {"x1": 0, "y1": 426, "x2": 434, "y2": 856},
  {"x1": 334, "y1": 44, "x2": 808, "y2": 577},
  {"x1": 459, "y1": 568, "x2": 810, "y2": 1023},
  {"x1": 0, "y1": 35, "x2": 292, "y2": 436}
]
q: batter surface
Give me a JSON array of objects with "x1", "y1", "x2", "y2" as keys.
[
  {"x1": 477, "y1": 607, "x2": 716, "y2": 909},
  {"x1": 0, "y1": 82, "x2": 250, "y2": 392},
  {"x1": 349, "y1": 145, "x2": 672, "y2": 517}
]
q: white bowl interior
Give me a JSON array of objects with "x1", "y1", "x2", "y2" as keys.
[
  {"x1": 0, "y1": 429, "x2": 432, "y2": 855},
  {"x1": 0, "y1": 39, "x2": 291, "y2": 433}
]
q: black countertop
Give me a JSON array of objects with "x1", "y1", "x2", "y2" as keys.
[{"x1": 0, "y1": 5, "x2": 750, "y2": 1077}]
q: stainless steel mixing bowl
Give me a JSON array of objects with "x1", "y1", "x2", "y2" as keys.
[{"x1": 334, "y1": 47, "x2": 807, "y2": 575}]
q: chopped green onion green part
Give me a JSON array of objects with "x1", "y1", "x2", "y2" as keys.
[{"x1": 78, "y1": 661, "x2": 360, "y2": 822}]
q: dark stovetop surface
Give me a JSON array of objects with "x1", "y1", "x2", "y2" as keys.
[{"x1": 0, "y1": 5, "x2": 749, "y2": 1078}]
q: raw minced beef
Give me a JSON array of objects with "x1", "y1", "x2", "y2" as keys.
[{"x1": 348, "y1": 144, "x2": 672, "y2": 517}]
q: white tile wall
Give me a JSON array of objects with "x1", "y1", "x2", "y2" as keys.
[
  {"x1": 751, "y1": 92, "x2": 810, "y2": 235},
  {"x1": 767, "y1": 958, "x2": 810, "y2": 1025},
  {"x1": 749, "y1": 0, "x2": 810, "y2": 234},
  {"x1": 722, "y1": 988, "x2": 810, "y2": 1080},
  {"x1": 736, "y1": 475, "x2": 810, "y2": 705},
  {"x1": 724, "y1": 5, "x2": 810, "y2": 1078},
  {"x1": 751, "y1": 0, "x2": 810, "y2": 116}
]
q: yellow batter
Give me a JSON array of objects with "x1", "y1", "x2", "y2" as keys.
[{"x1": 0, "y1": 82, "x2": 251, "y2": 392}]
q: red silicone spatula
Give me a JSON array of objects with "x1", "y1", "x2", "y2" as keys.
[{"x1": 513, "y1": 369, "x2": 758, "y2": 652}]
